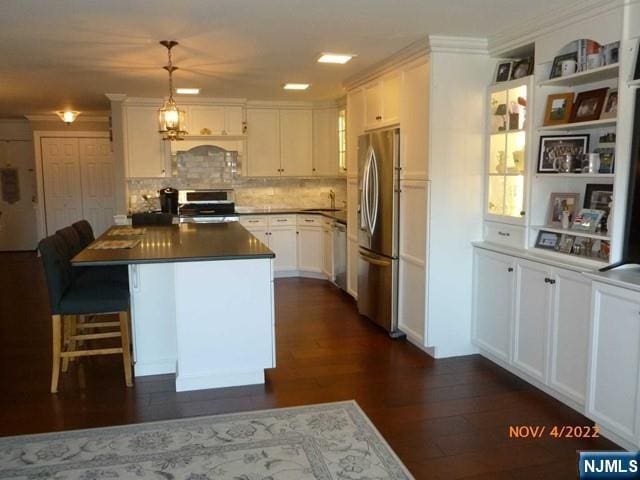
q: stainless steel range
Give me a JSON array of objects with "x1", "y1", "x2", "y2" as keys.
[{"x1": 178, "y1": 189, "x2": 239, "y2": 223}]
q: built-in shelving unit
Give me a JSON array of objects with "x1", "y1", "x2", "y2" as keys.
[
  {"x1": 538, "y1": 118, "x2": 616, "y2": 132},
  {"x1": 535, "y1": 173, "x2": 615, "y2": 179},
  {"x1": 537, "y1": 63, "x2": 619, "y2": 87},
  {"x1": 532, "y1": 225, "x2": 610, "y2": 241}
]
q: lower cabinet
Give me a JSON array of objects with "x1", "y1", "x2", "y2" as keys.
[
  {"x1": 297, "y1": 226, "x2": 323, "y2": 273},
  {"x1": 587, "y1": 282, "x2": 640, "y2": 446},
  {"x1": 322, "y1": 219, "x2": 334, "y2": 280},
  {"x1": 269, "y1": 226, "x2": 298, "y2": 272}
]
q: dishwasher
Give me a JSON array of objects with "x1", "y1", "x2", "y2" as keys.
[{"x1": 333, "y1": 222, "x2": 347, "y2": 291}]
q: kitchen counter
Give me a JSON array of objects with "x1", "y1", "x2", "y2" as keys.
[
  {"x1": 72, "y1": 223, "x2": 274, "y2": 266},
  {"x1": 235, "y1": 207, "x2": 347, "y2": 225}
]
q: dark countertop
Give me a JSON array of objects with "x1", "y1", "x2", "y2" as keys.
[
  {"x1": 235, "y1": 207, "x2": 347, "y2": 225},
  {"x1": 72, "y1": 223, "x2": 275, "y2": 266}
]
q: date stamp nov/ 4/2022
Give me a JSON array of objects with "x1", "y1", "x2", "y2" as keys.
[{"x1": 508, "y1": 425, "x2": 600, "y2": 439}]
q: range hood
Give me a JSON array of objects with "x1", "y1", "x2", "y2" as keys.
[{"x1": 170, "y1": 138, "x2": 245, "y2": 155}]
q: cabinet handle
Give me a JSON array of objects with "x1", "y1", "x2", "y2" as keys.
[
  {"x1": 507, "y1": 267, "x2": 514, "y2": 272},
  {"x1": 544, "y1": 277, "x2": 556, "y2": 284},
  {"x1": 376, "y1": 115, "x2": 382, "y2": 120},
  {"x1": 276, "y1": 219, "x2": 287, "y2": 222},
  {"x1": 248, "y1": 220, "x2": 259, "y2": 223},
  {"x1": 305, "y1": 219, "x2": 314, "y2": 223}
]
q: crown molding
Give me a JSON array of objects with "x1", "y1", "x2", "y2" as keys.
[
  {"x1": 25, "y1": 114, "x2": 109, "y2": 123},
  {"x1": 488, "y1": 0, "x2": 624, "y2": 55},
  {"x1": 105, "y1": 93, "x2": 127, "y2": 102},
  {"x1": 427, "y1": 35, "x2": 489, "y2": 54}
]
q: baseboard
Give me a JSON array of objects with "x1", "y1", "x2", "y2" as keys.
[
  {"x1": 274, "y1": 270, "x2": 328, "y2": 280},
  {"x1": 175, "y1": 369, "x2": 265, "y2": 392},
  {"x1": 134, "y1": 360, "x2": 176, "y2": 377}
]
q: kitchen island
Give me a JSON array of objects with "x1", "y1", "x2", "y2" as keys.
[{"x1": 72, "y1": 222, "x2": 275, "y2": 392}]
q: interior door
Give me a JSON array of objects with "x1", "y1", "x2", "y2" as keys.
[
  {"x1": 41, "y1": 137, "x2": 83, "y2": 235},
  {"x1": 78, "y1": 138, "x2": 115, "y2": 236},
  {"x1": 0, "y1": 140, "x2": 38, "y2": 250}
]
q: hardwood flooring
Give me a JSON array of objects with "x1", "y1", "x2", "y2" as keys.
[{"x1": 0, "y1": 252, "x2": 619, "y2": 479}]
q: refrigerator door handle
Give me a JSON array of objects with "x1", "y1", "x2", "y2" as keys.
[
  {"x1": 359, "y1": 248, "x2": 392, "y2": 267},
  {"x1": 369, "y1": 151, "x2": 379, "y2": 236},
  {"x1": 361, "y1": 147, "x2": 373, "y2": 233}
]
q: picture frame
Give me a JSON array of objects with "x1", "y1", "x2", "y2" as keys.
[
  {"x1": 569, "y1": 88, "x2": 608, "y2": 123},
  {"x1": 557, "y1": 234, "x2": 575, "y2": 254},
  {"x1": 547, "y1": 192, "x2": 580, "y2": 226},
  {"x1": 572, "y1": 208, "x2": 605, "y2": 233},
  {"x1": 600, "y1": 88, "x2": 618, "y2": 120},
  {"x1": 550, "y1": 52, "x2": 578, "y2": 79},
  {"x1": 596, "y1": 147, "x2": 615, "y2": 173},
  {"x1": 535, "y1": 230, "x2": 560, "y2": 250},
  {"x1": 543, "y1": 92, "x2": 574, "y2": 126},
  {"x1": 510, "y1": 57, "x2": 533, "y2": 80},
  {"x1": 584, "y1": 183, "x2": 613, "y2": 212},
  {"x1": 537, "y1": 135, "x2": 590, "y2": 173},
  {"x1": 494, "y1": 61, "x2": 513, "y2": 83}
]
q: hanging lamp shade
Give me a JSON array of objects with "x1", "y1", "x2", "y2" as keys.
[{"x1": 157, "y1": 40, "x2": 187, "y2": 141}]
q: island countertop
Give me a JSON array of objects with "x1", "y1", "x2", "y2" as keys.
[{"x1": 72, "y1": 222, "x2": 274, "y2": 266}]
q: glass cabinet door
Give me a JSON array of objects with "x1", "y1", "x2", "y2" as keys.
[{"x1": 486, "y1": 81, "x2": 528, "y2": 222}]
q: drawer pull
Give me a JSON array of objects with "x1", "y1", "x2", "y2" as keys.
[
  {"x1": 497, "y1": 231, "x2": 511, "y2": 237},
  {"x1": 544, "y1": 277, "x2": 556, "y2": 285},
  {"x1": 304, "y1": 219, "x2": 315, "y2": 223},
  {"x1": 376, "y1": 115, "x2": 382, "y2": 120},
  {"x1": 276, "y1": 219, "x2": 287, "y2": 222},
  {"x1": 248, "y1": 220, "x2": 259, "y2": 223}
]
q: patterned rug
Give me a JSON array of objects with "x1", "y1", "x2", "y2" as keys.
[{"x1": 0, "y1": 401, "x2": 413, "y2": 480}]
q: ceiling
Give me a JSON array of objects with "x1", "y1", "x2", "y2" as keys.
[{"x1": 1, "y1": 0, "x2": 568, "y2": 117}]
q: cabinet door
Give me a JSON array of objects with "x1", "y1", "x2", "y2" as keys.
[
  {"x1": 269, "y1": 226, "x2": 298, "y2": 272},
  {"x1": 224, "y1": 106, "x2": 244, "y2": 135},
  {"x1": 124, "y1": 106, "x2": 169, "y2": 178},
  {"x1": 472, "y1": 249, "x2": 515, "y2": 362},
  {"x1": 187, "y1": 106, "x2": 225, "y2": 135},
  {"x1": 364, "y1": 82, "x2": 382, "y2": 128},
  {"x1": 322, "y1": 226, "x2": 334, "y2": 279},
  {"x1": 245, "y1": 226, "x2": 269, "y2": 247},
  {"x1": 347, "y1": 90, "x2": 365, "y2": 175},
  {"x1": 280, "y1": 109, "x2": 313, "y2": 176},
  {"x1": 548, "y1": 268, "x2": 591, "y2": 405},
  {"x1": 312, "y1": 108, "x2": 339, "y2": 176},
  {"x1": 247, "y1": 109, "x2": 280, "y2": 176},
  {"x1": 381, "y1": 73, "x2": 401, "y2": 125},
  {"x1": 513, "y1": 259, "x2": 551, "y2": 382},
  {"x1": 297, "y1": 226, "x2": 323, "y2": 273},
  {"x1": 400, "y1": 62, "x2": 429, "y2": 180},
  {"x1": 587, "y1": 283, "x2": 640, "y2": 444}
]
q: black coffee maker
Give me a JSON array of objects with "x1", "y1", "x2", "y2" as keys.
[{"x1": 159, "y1": 187, "x2": 179, "y2": 214}]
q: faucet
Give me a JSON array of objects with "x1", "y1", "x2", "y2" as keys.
[{"x1": 329, "y1": 189, "x2": 336, "y2": 210}]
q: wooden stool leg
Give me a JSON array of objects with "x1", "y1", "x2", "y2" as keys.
[
  {"x1": 119, "y1": 311, "x2": 133, "y2": 387},
  {"x1": 51, "y1": 315, "x2": 62, "y2": 393},
  {"x1": 62, "y1": 316, "x2": 77, "y2": 372}
]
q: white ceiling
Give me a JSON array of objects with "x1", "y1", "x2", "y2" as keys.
[{"x1": 1, "y1": 0, "x2": 568, "y2": 117}]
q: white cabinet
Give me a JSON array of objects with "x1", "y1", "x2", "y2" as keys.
[
  {"x1": 186, "y1": 105, "x2": 244, "y2": 136},
  {"x1": 313, "y1": 108, "x2": 339, "y2": 176},
  {"x1": 123, "y1": 105, "x2": 170, "y2": 178},
  {"x1": 364, "y1": 73, "x2": 401, "y2": 130},
  {"x1": 280, "y1": 109, "x2": 313, "y2": 176},
  {"x1": 513, "y1": 259, "x2": 551, "y2": 382},
  {"x1": 472, "y1": 248, "x2": 515, "y2": 362},
  {"x1": 322, "y1": 220, "x2": 334, "y2": 280},
  {"x1": 587, "y1": 282, "x2": 640, "y2": 445},
  {"x1": 297, "y1": 215, "x2": 323, "y2": 274},
  {"x1": 346, "y1": 90, "x2": 365, "y2": 175},
  {"x1": 246, "y1": 109, "x2": 280, "y2": 176},
  {"x1": 241, "y1": 215, "x2": 297, "y2": 274}
]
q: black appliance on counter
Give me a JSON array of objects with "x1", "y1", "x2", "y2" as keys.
[
  {"x1": 159, "y1": 187, "x2": 179, "y2": 214},
  {"x1": 178, "y1": 189, "x2": 238, "y2": 223}
]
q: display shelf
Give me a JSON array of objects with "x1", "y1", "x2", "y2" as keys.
[
  {"x1": 534, "y1": 173, "x2": 615, "y2": 179},
  {"x1": 490, "y1": 128, "x2": 526, "y2": 135},
  {"x1": 538, "y1": 64, "x2": 619, "y2": 87},
  {"x1": 488, "y1": 172, "x2": 524, "y2": 177},
  {"x1": 538, "y1": 118, "x2": 617, "y2": 132},
  {"x1": 532, "y1": 225, "x2": 610, "y2": 241},
  {"x1": 530, "y1": 247, "x2": 608, "y2": 268},
  {"x1": 628, "y1": 78, "x2": 640, "y2": 87}
]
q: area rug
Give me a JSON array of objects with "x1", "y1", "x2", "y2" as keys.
[{"x1": 0, "y1": 400, "x2": 413, "y2": 480}]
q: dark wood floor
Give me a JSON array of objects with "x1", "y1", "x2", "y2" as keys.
[{"x1": 0, "y1": 252, "x2": 618, "y2": 479}]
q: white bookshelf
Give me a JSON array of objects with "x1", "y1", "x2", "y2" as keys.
[
  {"x1": 538, "y1": 118, "x2": 617, "y2": 132},
  {"x1": 538, "y1": 63, "x2": 619, "y2": 87}
]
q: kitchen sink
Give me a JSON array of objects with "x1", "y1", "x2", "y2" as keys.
[{"x1": 302, "y1": 208, "x2": 342, "y2": 212}]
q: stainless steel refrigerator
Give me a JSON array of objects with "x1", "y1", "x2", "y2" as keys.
[{"x1": 357, "y1": 127, "x2": 403, "y2": 337}]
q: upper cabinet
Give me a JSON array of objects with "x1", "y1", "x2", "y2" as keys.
[
  {"x1": 246, "y1": 108, "x2": 281, "y2": 176},
  {"x1": 280, "y1": 109, "x2": 313, "y2": 176},
  {"x1": 364, "y1": 72, "x2": 401, "y2": 130},
  {"x1": 346, "y1": 90, "x2": 365, "y2": 175},
  {"x1": 185, "y1": 105, "x2": 245, "y2": 136},
  {"x1": 123, "y1": 105, "x2": 170, "y2": 178},
  {"x1": 312, "y1": 107, "x2": 340, "y2": 176}
]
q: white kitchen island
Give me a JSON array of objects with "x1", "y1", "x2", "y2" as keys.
[{"x1": 72, "y1": 223, "x2": 275, "y2": 392}]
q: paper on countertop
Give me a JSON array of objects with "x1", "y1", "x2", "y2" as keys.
[
  {"x1": 89, "y1": 239, "x2": 141, "y2": 250},
  {"x1": 106, "y1": 227, "x2": 147, "y2": 236}
]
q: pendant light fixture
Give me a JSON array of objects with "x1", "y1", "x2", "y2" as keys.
[
  {"x1": 157, "y1": 40, "x2": 187, "y2": 141},
  {"x1": 56, "y1": 111, "x2": 80, "y2": 125}
]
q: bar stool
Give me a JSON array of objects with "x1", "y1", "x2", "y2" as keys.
[
  {"x1": 38, "y1": 233, "x2": 133, "y2": 393},
  {"x1": 131, "y1": 212, "x2": 173, "y2": 227},
  {"x1": 72, "y1": 220, "x2": 95, "y2": 248}
]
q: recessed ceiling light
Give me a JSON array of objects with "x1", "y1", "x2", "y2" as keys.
[
  {"x1": 176, "y1": 88, "x2": 200, "y2": 95},
  {"x1": 317, "y1": 53, "x2": 354, "y2": 64},
  {"x1": 283, "y1": 83, "x2": 310, "y2": 90}
]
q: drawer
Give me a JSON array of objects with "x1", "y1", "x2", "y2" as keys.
[
  {"x1": 240, "y1": 216, "x2": 267, "y2": 227},
  {"x1": 297, "y1": 215, "x2": 322, "y2": 227},
  {"x1": 268, "y1": 215, "x2": 296, "y2": 227},
  {"x1": 484, "y1": 221, "x2": 525, "y2": 248}
]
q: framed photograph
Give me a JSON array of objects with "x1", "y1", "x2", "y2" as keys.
[
  {"x1": 572, "y1": 208, "x2": 605, "y2": 233},
  {"x1": 602, "y1": 41, "x2": 619, "y2": 66},
  {"x1": 547, "y1": 193, "x2": 579, "y2": 226},
  {"x1": 600, "y1": 88, "x2": 618, "y2": 120},
  {"x1": 537, "y1": 135, "x2": 590, "y2": 173},
  {"x1": 557, "y1": 234, "x2": 575, "y2": 254},
  {"x1": 550, "y1": 52, "x2": 578, "y2": 79},
  {"x1": 584, "y1": 183, "x2": 613, "y2": 212},
  {"x1": 494, "y1": 61, "x2": 513, "y2": 83},
  {"x1": 510, "y1": 58, "x2": 533, "y2": 80},
  {"x1": 535, "y1": 230, "x2": 560, "y2": 250},
  {"x1": 596, "y1": 147, "x2": 615, "y2": 173},
  {"x1": 569, "y1": 88, "x2": 608, "y2": 123},
  {"x1": 543, "y1": 93, "x2": 574, "y2": 126}
]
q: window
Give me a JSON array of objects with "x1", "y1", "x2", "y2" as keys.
[{"x1": 338, "y1": 108, "x2": 346, "y2": 172}]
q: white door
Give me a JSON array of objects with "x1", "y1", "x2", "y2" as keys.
[
  {"x1": 548, "y1": 268, "x2": 591, "y2": 405},
  {"x1": 472, "y1": 248, "x2": 515, "y2": 362},
  {"x1": 513, "y1": 259, "x2": 551, "y2": 382},
  {"x1": 587, "y1": 282, "x2": 640, "y2": 445},
  {"x1": 269, "y1": 226, "x2": 297, "y2": 272},
  {"x1": 312, "y1": 108, "x2": 339, "y2": 176},
  {"x1": 0, "y1": 140, "x2": 38, "y2": 250},
  {"x1": 41, "y1": 137, "x2": 83, "y2": 235},
  {"x1": 78, "y1": 138, "x2": 115, "y2": 237},
  {"x1": 280, "y1": 109, "x2": 313, "y2": 176},
  {"x1": 297, "y1": 226, "x2": 323, "y2": 273},
  {"x1": 246, "y1": 109, "x2": 280, "y2": 176}
]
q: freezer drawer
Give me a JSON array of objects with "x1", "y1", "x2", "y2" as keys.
[{"x1": 357, "y1": 248, "x2": 398, "y2": 334}]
